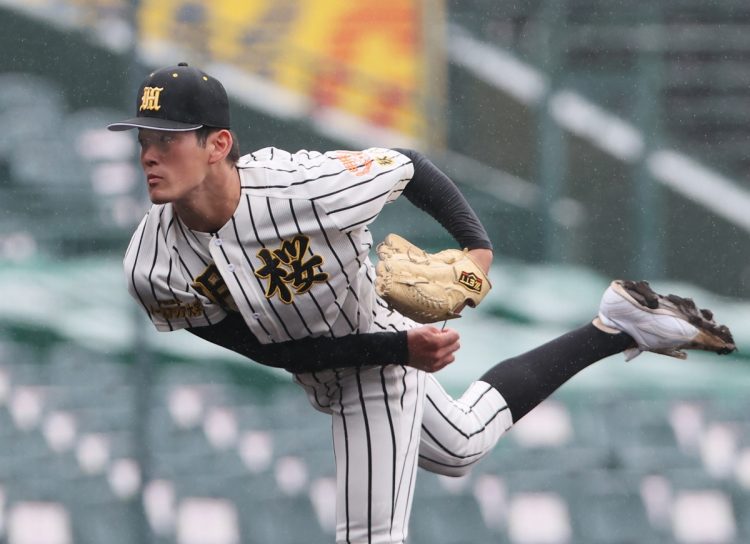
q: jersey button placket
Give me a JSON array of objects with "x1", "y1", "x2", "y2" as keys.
[{"x1": 211, "y1": 236, "x2": 283, "y2": 342}]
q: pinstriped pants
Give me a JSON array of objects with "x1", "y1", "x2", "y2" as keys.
[{"x1": 294, "y1": 365, "x2": 512, "y2": 544}]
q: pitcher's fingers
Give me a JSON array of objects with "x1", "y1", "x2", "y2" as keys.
[
  {"x1": 434, "y1": 354, "x2": 456, "y2": 371},
  {"x1": 437, "y1": 328, "x2": 460, "y2": 346}
]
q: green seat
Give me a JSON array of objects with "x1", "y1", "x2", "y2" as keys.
[
  {"x1": 242, "y1": 495, "x2": 330, "y2": 544},
  {"x1": 569, "y1": 470, "x2": 665, "y2": 544},
  {"x1": 410, "y1": 494, "x2": 499, "y2": 544}
]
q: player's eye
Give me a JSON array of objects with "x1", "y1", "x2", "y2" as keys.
[{"x1": 138, "y1": 133, "x2": 175, "y2": 151}]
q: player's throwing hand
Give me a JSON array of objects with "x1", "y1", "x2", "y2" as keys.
[{"x1": 406, "y1": 326, "x2": 461, "y2": 372}]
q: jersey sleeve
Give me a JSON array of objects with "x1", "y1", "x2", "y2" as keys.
[
  {"x1": 309, "y1": 148, "x2": 414, "y2": 231},
  {"x1": 124, "y1": 210, "x2": 228, "y2": 332},
  {"x1": 237, "y1": 147, "x2": 414, "y2": 232}
]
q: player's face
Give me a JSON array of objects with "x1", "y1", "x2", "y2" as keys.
[{"x1": 138, "y1": 129, "x2": 210, "y2": 204}]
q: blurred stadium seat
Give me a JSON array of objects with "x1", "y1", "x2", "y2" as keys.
[
  {"x1": 1, "y1": 327, "x2": 750, "y2": 542},
  {"x1": 410, "y1": 472, "x2": 498, "y2": 544}
]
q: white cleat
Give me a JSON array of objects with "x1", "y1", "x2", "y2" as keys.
[{"x1": 596, "y1": 279, "x2": 736, "y2": 361}]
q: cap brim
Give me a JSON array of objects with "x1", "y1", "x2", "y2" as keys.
[{"x1": 107, "y1": 117, "x2": 203, "y2": 132}]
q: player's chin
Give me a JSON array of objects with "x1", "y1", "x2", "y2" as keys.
[{"x1": 147, "y1": 188, "x2": 171, "y2": 205}]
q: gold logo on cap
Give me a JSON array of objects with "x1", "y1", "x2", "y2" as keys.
[{"x1": 139, "y1": 86, "x2": 164, "y2": 112}]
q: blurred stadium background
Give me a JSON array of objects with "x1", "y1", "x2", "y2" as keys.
[{"x1": 0, "y1": 0, "x2": 749, "y2": 543}]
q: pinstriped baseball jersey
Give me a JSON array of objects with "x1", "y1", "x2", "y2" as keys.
[
  {"x1": 124, "y1": 146, "x2": 413, "y2": 343},
  {"x1": 111, "y1": 64, "x2": 532, "y2": 544}
]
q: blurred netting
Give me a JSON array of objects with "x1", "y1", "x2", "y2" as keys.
[{"x1": 450, "y1": 0, "x2": 750, "y2": 182}]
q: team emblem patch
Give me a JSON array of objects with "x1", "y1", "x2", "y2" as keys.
[
  {"x1": 458, "y1": 270, "x2": 483, "y2": 293},
  {"x1": 140, "y1": 86, "x2": 164, "y2": 111},
  {"x1": 375, "y1": 155, "x2": 394, "y2": 166},
  {"x1": 255, "y1": 235, "x2": 329, "y2": 304}
]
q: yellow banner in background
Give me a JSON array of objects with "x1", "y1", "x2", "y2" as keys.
[{"x1": 137, "y1": 0, "x2": 443, "y2": 141}]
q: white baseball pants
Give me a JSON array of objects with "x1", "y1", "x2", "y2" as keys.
[{"x1": 295, "y1": 365, "x2": 512, "y2": 544}]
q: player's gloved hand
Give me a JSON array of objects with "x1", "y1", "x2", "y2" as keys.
[
  {"x1": 406, "y1": 326, "x2": 460, "y2": 372},
  {"x1": 375, "y1": 233, "x2": 492, "y2": 323},
  {"x1": 451, "y1": 248, "x2": 493, "y2": 314}
]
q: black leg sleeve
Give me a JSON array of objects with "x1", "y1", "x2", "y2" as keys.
[{"x1": 480, "y1": 323, "x2": 635, "y2": 422}]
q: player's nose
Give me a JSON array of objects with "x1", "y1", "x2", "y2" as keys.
[{"x1": 140, "y1": 144, "x2": 159, "y2": 167}]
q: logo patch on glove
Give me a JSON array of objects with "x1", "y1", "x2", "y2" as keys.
[{"x1": 458, "y1": 271, "x2": 483, "y2": 293}]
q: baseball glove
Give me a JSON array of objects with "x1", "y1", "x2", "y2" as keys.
[{"x1": 374, "y1": 233, "x2": 492, "y2": 323}]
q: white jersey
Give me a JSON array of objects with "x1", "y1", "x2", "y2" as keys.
[
  {"x1": 123, "y1": 146, "x2": 413, "y2": 343},
  {"x1": 123, "y1": 142, "x2": 515, "y2": 544}
]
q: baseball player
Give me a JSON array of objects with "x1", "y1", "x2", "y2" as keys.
[{"x1": 108, "y1": 63, "x2": 735, "y2": 544}]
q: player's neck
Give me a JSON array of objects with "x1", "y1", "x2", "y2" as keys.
[{"x1": 173, "y1": 165, "x2": 241, "y2": 233}]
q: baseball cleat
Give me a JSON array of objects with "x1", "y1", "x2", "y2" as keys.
[{"x1": 596, "y1": 279, "x2": 736, "y2": 361}]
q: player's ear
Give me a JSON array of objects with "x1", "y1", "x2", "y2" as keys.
[{"x1": 207, "y1": 129, "x2": 233, "y2": 164}]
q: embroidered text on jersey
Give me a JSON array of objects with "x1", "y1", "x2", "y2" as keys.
[
  {"x1": 150, "y1": 299, "x2": 204, "y2": 320},
  {"x1": 255, "y1": 235, "x2": 329, "y2": 304},
  {"x1": 336, "y1": 151, "x2": 373, "y2": 176},
  {"x1": 191, "y1": 263, "x2": 239, "y2": 312}
]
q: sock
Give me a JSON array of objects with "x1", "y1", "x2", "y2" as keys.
[{"x1": 479, "y1": 322, "x2": 635, "y2": 422}]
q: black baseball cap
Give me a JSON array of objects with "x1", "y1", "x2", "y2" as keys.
[{"x1": 107, "y1": 62, "x2": 230, "y2": 132}]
